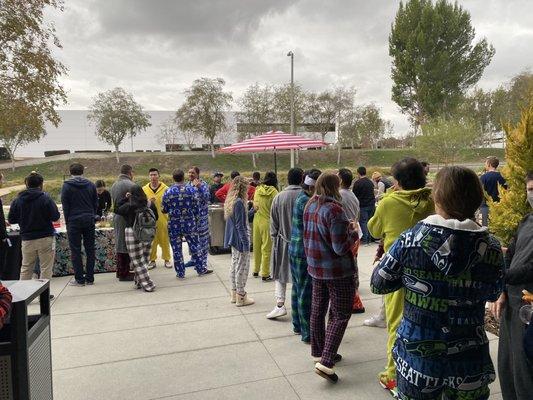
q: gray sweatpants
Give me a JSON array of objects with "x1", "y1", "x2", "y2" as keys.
[
  {"x1": 229, "y1": 248, "x2": 250, "y2": 296},
  {"x1": 498, "y1": 304, "x2": 533, "y2": 400}
]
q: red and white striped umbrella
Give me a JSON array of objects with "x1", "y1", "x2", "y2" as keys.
[{"x1": 219, "y1": 131, "x2": 327, "y2": 153}]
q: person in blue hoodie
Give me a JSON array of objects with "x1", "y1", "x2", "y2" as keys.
[
  {"x1": 8, "y1": 172, "x2": 60, "y2": 282},
  {"x1": 61, "y1": 163, "x2": 98, "y2": 286},
  {"x1": 371, "y1": 166, "x2": 504, "y2": 400}
]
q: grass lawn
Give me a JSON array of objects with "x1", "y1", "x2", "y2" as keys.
[{"x1": 0, "y1": 147, "x2": 504, "y2": 202}]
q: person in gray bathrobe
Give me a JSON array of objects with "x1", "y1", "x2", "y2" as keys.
[
  {"x1": 490, "y1": 171, "x2": 533, "y2": 400},
  {"x1": 110, "y1": 165, "x2": 136, "y2": 281},
  {"x1": 266, "y1": 168, "x2": 304, "y2": 320}
]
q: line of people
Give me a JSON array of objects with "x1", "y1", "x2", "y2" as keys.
[{"x1": 221, "y1": 159, "x2": 533, "y2": 400}]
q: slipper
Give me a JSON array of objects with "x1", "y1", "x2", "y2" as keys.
[
  {"x1": 313, "y1": 353, "x2": 342, "y2": 364},
  {"x1": 314, "y1": 362, "x2": 338, "y2": 383}
]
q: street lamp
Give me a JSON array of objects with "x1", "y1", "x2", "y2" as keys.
[
  {"x1": 287, "y1": 51, "x2": 295, "y2": 135},
  {"x1": 287, "y1": 51, "x2": 295, "y2": 167}
]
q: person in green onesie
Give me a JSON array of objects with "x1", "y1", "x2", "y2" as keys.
[
  {"x1": 368, "y1": 157, "x2": 434, "y2": 398},
  {"x1": 252, "y1": 172, "x2": 278, "y2": 280}
]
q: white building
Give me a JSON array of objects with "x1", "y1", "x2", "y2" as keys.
[
  {"x1": 17, "y1": 110, "x2": 239, "y2": 157},
  {"x1": 16, "y1": 110, "x2": 336, "y2": 157}
]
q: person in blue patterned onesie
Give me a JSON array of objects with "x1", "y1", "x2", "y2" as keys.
[
  {"x1": 162, "y1": 169, "x2": 211, "y2": 279},
  {"x1": 371, "y1": 166, "x2": 504, "y2": 400},
  {"x1": 187, "y1": 166, "x2": 212, "y2": 273}
]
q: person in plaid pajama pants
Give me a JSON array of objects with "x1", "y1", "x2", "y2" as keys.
[
  {"x1": 289, "y1": 169, "x2": 321, "y2": 343},
  {"x1": 114, "y1": 186, "x2": 158, "y2": 292},
  {"x1": 303, "y1": 172, "x2": 358, "y2": 383},
  {"x1": 125, "y1": 228, "x2": 156, "y2": 292},
  {"x1": 0, "y1": 282, "x2": 12, "y2": 329}
]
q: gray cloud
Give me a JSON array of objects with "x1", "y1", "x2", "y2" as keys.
[
  {"x1": 50, "y1": 0, "x2": 533, "y2": 136},
  {"x1": 90, "y1": 0, "x2": 296, "y2": 44}
]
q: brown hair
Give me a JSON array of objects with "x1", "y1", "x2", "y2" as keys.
[
  {"x1": 486, "y1": 156, "x2": 499, "y2": 169},
  {"x1": 433, "y1": 166, "x2": 483, "y2": 221},
  {"x1": 314, "y1": 171, "x2": 341, "y2": 201}
]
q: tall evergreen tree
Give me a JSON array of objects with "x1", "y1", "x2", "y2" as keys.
[{"x1": 389, "y1": 0, "x2": 494, "y2": 130}]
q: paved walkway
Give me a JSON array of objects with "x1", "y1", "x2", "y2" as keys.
[
  {"x1": 43, "y1": 244, "x2": 502, "y2": 400},
  {"x1": 0, "y1": 184, "x2": 25, "y2": 197}
]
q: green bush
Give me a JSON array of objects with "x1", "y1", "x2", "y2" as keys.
[{"x1": 489, "y1": 100, "x2": 533, "y2": 244}]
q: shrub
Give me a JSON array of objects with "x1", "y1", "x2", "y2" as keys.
[
  {"x1": 44, "y1": 150, "x2": 70, "y2": 157},
  {"x1": 489, "y1": 99, "x2": 533, "y2": 244}
]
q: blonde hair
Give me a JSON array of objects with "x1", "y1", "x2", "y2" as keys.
[
  {"x1": 372, "y1": 171, "x2": 382, "y2": 180},
  {"x1": 224, "y1": 176, "x2": 249, "y2": 220}
]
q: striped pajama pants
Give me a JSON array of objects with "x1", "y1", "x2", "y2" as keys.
[
  {"x1": 229, "y1": 248, "x2": 250, "y2": 295},
  {"x1": 311, "y1": 276, "x2": 355, "y2": 368},
  {"x1": 290, "y1": 255, "x2": 313, "y2": 342},
  {"x1": 125, "y1": 228, "x2": 156, "y2": 292}
]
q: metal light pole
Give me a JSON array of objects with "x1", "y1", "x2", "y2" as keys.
[{"x1": 287, "y1": 51, "x2": 295, "y2": 167}]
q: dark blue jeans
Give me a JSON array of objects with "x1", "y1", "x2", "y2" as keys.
[
  {"x1": 359, "y1": 205, "x2": 375, "y2": 244},
  {"x1": 67, "y1": 216, "x2": 96, "y2": 284}
]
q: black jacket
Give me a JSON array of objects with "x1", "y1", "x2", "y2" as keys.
[
  {"x1": 97, "y1": 190, "x2": 112, "y2": 216},
  {"x1": 504, "y1": 213, "x2": 533, "y2": 308},
  {"x1": 352, "y1": 177, "x2": 375, "y2": 208},
  {"x1": 8, "y1": 189, "x2": 60, "y2": 240},
  {"x1": 114, "y1": 198, "x2": 158, "y2": 227},
  {"x1": 61, "y1": 177, "x2": 98, "y2": 224},
  {"x1": 0, "y1": 198, "x2": 7, "y2": 241}
]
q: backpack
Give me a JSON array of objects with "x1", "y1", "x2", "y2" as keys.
[
  {"x1": 382, "y1": 178, "x2": 393, "y2": 190},
  {"x1": 133, "y1": 206, "x2": 156, "y2": 243}
]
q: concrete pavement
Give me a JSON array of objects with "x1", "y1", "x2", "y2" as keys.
[{"x1": 41, "y1": 244, "x2": 502, "y2": 400}]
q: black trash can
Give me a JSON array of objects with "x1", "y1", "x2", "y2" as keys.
[{"x1": 0, "y1": 279, "x2": 52, "y2": 399}]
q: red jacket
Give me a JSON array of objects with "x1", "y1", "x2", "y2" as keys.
[
  {"x1": 215, "y1": 182, "x2": 256, "y2": 202},
  {"x1": 0, "y1": 283, "x2": 12, "y2": 329}
]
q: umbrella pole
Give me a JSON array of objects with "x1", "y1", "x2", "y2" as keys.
[{"x1": 274, "y1": 149, "x2": 277, "y2": 175}]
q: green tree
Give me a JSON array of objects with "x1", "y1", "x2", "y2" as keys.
[
  {"x1": 0, "y1": 0, "x2": 67, "y2": 170},
  {"x1": 0, "y1": 97, "x2": 46, "y2": 171},
  {"x1": 491, "y1": 70, "x2": 533, "y2": 130},
  {"x1": 415, "y1": 116, "x2": 477, "y2": 165},
  {"x1": 87, "y1": 87, "x2": 151, "y2": 163},
  {"x1": 459, "y1": 88, "x2": 495, "y2": 146},
  {"x1": 176, "y1": 78, "x2": 233, "y2": 158},
  {"x1": 389, "y1": 0, "x2": 494, "y2": 130},
  {"x1": 489, "y1": 99, "x2": 533, "y2": 244}
]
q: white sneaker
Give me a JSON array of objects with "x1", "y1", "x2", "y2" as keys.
[
  {"x1": 363, "y1": 314, "x2": 386, "y2": 328},
  {"x1": 148, "y1": 261, "x2": 156, "y2": 270},
  {"x1": 266, "y1": 305, "x2": 287, "y2": 319},
  {"x1": 164, "y1": 261, "x2": 172, "y2": 269}
]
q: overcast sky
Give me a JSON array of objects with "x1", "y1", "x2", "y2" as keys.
[{"x1": 49, "y1": 0, "x2": 533, "y2": 135}]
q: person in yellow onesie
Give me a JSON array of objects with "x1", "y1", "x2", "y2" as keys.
[
  {"x1": 143, "y1": 168, "x2": 171, "y2": 269},
  {"x1": 252, "y1": 172, "x2": 278, "y2": 281},
  {"x1": 368, "y1": 158, "x2": 434, "y2": 398}
]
